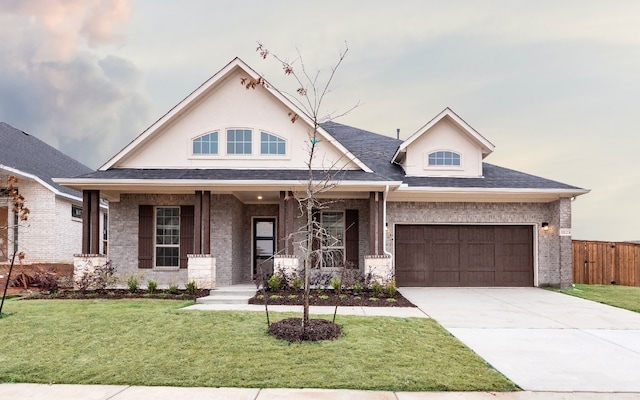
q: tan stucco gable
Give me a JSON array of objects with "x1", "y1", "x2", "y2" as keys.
[
  {"x1": 393, "y1": 108, "x2": 495, "y2": 178},
  {"x1": 102, "y1": 58, "x2": 370, "y2": 172}
]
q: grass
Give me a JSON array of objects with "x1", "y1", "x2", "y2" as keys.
[
  {"x1": 558, "y1": 284, "x2": 640, "y2": 313},
  {"x1": 0, "y1": 298, "x2": 516, "y2": 391}
]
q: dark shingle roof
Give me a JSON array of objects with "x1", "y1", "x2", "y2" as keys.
[
  {"x1": 0, "y1": 122, "x2": 93, "y2": 198},
  {"x1": 71, "y1": 120, "x2": 584, "y2": 192}
]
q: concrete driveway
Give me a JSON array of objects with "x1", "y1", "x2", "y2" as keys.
[{"x1": 398, "y1": 287, "x2": 640, "y2": 392}]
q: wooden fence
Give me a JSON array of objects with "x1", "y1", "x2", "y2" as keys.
[{"x1": 572, "y1": 240, "x2": 640, "y2": 286}]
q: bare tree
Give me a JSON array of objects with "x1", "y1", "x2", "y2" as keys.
[
  {"x1": 242, "y1": 42, "x2": 356, "y2": 336},
  {"x1": 0, "y1": 176, "x2": 30, "y2": 317}
]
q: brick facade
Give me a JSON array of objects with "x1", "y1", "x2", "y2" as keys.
[{"x1": 1, "y1": 174, "x2": 94, "y2": 265}]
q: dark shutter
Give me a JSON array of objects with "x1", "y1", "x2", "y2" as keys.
[
  {"x1": 180, "y1": 205, "x2": 195, "y2": 269},
  {"x1": 138, "y1": 205, "x2": 153, "y2": 269},
  {"x1": 345, "y1": 209, "x2": 359, "y2": 268}
]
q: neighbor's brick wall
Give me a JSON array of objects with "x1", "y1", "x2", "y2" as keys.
[
  {"x1": 386, "y1": 201, "x2": 572, "y2": 287},
  {"x1": 0, "y1": 174, "x2": 83, "y2": 264}
]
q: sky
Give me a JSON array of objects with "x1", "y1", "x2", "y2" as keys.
[{"x1": 0, "y1": 0, "x2": 638, "y2": 242}]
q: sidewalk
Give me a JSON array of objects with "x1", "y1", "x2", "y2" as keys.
[
  {"x1": 2, "y1": 384, "x2": 640, "y2": 400},
  {"x1": 183, "y1": 303, "x2": 428, "y2": 318}
]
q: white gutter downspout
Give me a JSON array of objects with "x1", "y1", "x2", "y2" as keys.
[{"x1": 383, "y1": 185, "x2": 393, "y2": 258}]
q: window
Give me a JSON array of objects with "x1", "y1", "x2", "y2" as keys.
[
  {"x1": 261, "y1": 132, "x2": 286, "y2": 155},
  {"x1": 71, "y1": 205, "x2": 83, "y2": 219},
  {"x1": 155, "y1": 207, "x2": 180, "y2": 267},
  {"x1": 192, "y1": 132, "x2": 218, "y2": 155},
  {"x1": 227, "y1": 129, "x2": 252, "y2": 154},
  {"x1": 428, "y1": 151, "x2": 461, "y2": 166},
  {"x1": 321, "y1": 211, "x2": 345, "y2": 267}
]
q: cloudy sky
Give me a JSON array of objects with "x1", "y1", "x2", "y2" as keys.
[{"x1": 0, "y1": 0, "x2": 638, "y2": 242}]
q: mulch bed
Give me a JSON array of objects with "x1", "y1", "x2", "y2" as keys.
[
  {"x1": 249, "y1": 288, "x2": 416, "y2": 307},
  {"x1": 269, "y1": 317, "x2": 341, "y2": 341},
  {"x1": 19, "y1": 289, "x2": 210, "y2": 301}
]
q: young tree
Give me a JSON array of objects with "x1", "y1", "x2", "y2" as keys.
[
  {"x1": 0, "y1": 176, "x2": 30, "y2": 317},
  {"x1": 242, "y1": 43, "x2": 356, "y2": 338}
]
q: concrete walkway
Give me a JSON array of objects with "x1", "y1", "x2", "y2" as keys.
[
  {"x1": 3, "y1": 383, "x2": 640, "y2": 400},
  {"x1": 399, "y1": 287, "x2": 640, "y2": 393}
]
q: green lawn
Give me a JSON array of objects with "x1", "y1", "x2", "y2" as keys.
[
  {"x1": 0, "y1": 298, "x2": 516, "y2": 391},
  {"x1": 559, "y1": 284, "x2": 640, "y2": 313}
]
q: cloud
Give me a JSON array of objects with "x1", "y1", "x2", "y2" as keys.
[{"x1": 0, "y1": 0, "x2": 150, "y2": 168}]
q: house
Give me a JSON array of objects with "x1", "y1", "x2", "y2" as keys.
[
  {"x1": 56, "y1": 58, "x2": 588, "y2": 289},
  {"x1": 0, "y1": 122, "x2": 107, "y2": 266}
]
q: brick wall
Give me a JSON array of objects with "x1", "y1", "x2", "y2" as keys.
[
  {"x1": 0, "y1": 174, "x2": 84, "y2": 264},
  {"x1": 386, "y1": 200, "x2": 572, "y2": 287}
]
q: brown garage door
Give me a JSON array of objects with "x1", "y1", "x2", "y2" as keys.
[{"x1": 395, "y1": 225, "x2": 533, "y2": 287}]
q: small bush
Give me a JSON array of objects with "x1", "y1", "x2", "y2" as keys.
[
  {"x1": 371, "y1": 281, "x2": 382, "y2": 297},
  {"x1": 330, "y1": 277, "x2": 341, "y2": 292},
  {"x1": 319, "y1": 295, "x2": 329, "y2": 300},
  {"x1": 352, "y1": 280, "x2": 362, "y2": 295},
  {"x1": 386, "y1": 298, "x2": 397, "y2": 303},
  {"x1": 168, "y1": 284, "x2": 179, "y2": 295},
  {"x1": 287, "y1": 294, "x2": 298, "y2": 299},
  {"x1": 147, "y1": 280, "x2": 158, "y2": 294},
  {"x1": 291, "y1": 277, "x2": 303, "y2": 291},
  {"x1": 385, "y1": 280, "x2": 397, "y2": 297},
  {"x1": 268, "y1": 274, "x2": 280, "y2": 292},
  {"x1": 186, "y1": 280, "x2": 197, "y2": 295},
  {"x1": 270, "y1": 294, "x2": 283, "y2": 299},
  {"x1": 127, "y1": 275, "x2": 139, "y2": 294},
  {"x1": 368, "y1": 297, "x2": 379, "y2": 302}
]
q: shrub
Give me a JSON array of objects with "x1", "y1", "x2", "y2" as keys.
[
  {"x1": 168, "y1": 284, "x2": 179, "y2": 295},
  {"x1": 371, "y1": 281, "x2": 382, "y2": 298},
  {"x1": 385, "y1": 280, "x2": 397, "y2": 297},
  {"x1": 147, "y1": 280, "x2": 158, "y2": 294},
  {"x1": 186, "y1": 280, "x2": 197, "y2": 295},
  {"x1": 267, "y1": 274, "x2": 280, "y2": 292},
  {"x1": 291, "y1": 277, "x2": 303, "y2": 291},
  {"x1": 75, "y1": 260, "x2": 117, "y2": 292},
  {"x1": 330, "y1": 276, "x2": 341, "y2": 292},
  {"x1": 127, "y1": 275, "x2": 139, "y2": 294},
  {"x1": 352, "y1": 280, "x2": 362, "y2": 295}
]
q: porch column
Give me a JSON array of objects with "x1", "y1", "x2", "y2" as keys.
[
  {"x1": 202, "y1": 191, "x2": 210, "y2": 254},
  {"x1": 279, "y1": 191, "x2": 286, "y2": 254},
  {"x1": 82, "y1": 189, "x2": 101, "y2": 254},
  {"x1": 377, "y1": 191, "x2": 384, "y2": 256},
  {"x1": 369, "y1": 192, "x2": 377, "y2": 255},
  {"x1": 194, "y1": 191, "x2": 202, "y2": 254},
  {"x1": 194, "y1": 190, "x2": 211, "y2": 254},
  {"x1": 286, "y1": 191, "x2": 295, "y2": 255}
]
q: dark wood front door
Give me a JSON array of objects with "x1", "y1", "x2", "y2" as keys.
[
  {"x1": 253, "y1": 218, "x2": 276, "y2": 277},
  {"x1": 395, "y1": 225, "x2": 533, "y2": 287}
]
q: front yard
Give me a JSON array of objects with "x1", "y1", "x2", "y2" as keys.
[
  {"x1": 0, "y1": 298, "x2": 516, "y2": 391},
  {"x1": 559, "y1": 283, "x2": 640, "y2": 313}
]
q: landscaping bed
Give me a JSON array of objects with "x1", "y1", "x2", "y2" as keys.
[
  {"x1": 249, "y1": 288, "x2": 416, "y2": 307},
  {"x1": 21, "y1": 288, "x2": 210, "y2": 301}
]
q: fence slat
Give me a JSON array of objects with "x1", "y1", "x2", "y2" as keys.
[{"x1": 572, "y1": 240, "x2": 640, "y2": 286}]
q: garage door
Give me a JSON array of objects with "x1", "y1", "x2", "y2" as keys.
[{"x1": 395, "y1": 225, "x2": 533, "y2": 287}]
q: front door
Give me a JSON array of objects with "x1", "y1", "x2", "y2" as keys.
[{"x1": 253, "y1": 218, "x2": 276, "y2": 278}]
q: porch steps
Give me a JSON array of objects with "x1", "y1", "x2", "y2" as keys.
[{"x1": 195, "y1": 284, "x2": 257, "y2": 305}]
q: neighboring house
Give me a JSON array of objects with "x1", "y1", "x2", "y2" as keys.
[
  {"x1": 57, "y1": 58, "x2": 588, "y2": 289},
  {"x1": 0, "y1": 122, "x2": 107, "y2": 265}
]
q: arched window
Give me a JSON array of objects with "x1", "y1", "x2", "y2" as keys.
[
  {"x1": 428, "y1": 151, "x2": 460, "y2": 166},
  {"x1": 192, "y1": 132, "x2": 218, "y2": 155},
  {"x1": 260, "y1": 132, "x2": 286, "y2": 155}
]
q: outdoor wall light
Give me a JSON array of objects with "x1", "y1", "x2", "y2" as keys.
[{"x1": 541, "y1": 222, "x2": 549, "y2": 231}]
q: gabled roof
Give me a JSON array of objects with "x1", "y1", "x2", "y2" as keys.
[
  {"x1": 101, "y1": 57, "x2": 372, "y2": 173},
  {"x1": 392, "y1": 107, "x2": 495, "y2": 163},
  {"x1": 0, "y1": 122, "x2": 92, "y2": 200}
]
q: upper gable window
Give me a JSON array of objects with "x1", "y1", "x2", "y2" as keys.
[
  {"x1": 428, "y1": 151, "x2": 461, "y2": 166},
  {"x1": 260, "y1": 132, "x2": 286, "y2": 155},
  {"x1": 227, "y1": 129, "x2": 252, "y2": 155},
  {"x1": 192, "y1": 132, "x2": 218, "y2": 155}
]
